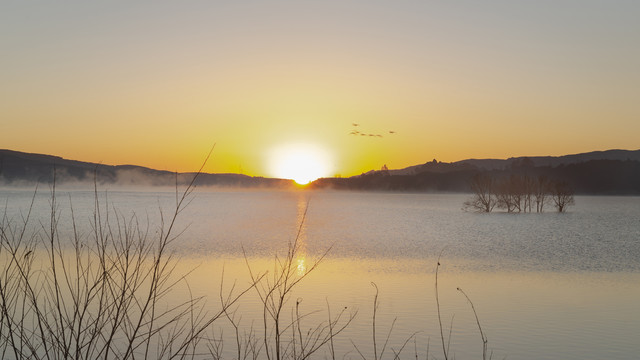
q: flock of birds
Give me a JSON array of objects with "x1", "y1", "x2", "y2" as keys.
[{"x1": 348, "y1": 123, "x2": 396, "y2": 138}]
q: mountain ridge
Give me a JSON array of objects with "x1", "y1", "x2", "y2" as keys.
[
  {"x1": 387, "y1": 149, "x2": 640, "y2": 175},
  {"x1": 0, "y1": 149, "x2": 294, "y2": 188},
  {"x1": 1, "y1": 148, "x2": 639, "y2": 193}
]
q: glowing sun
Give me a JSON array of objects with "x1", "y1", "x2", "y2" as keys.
[{"x1": 269, "y1": 143, "x2": 331, "y2": 184}]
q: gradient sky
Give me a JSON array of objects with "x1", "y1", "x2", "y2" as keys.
[{"x1": 2, "y1": 1, "x2": 639, "y2": 178}]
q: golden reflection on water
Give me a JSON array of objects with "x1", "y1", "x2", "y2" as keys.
[
  {"x1": 294, "y1": 194, "x2": 309, "y2": 276},
  {"x1": 169, "y1": 255, "x2": 640, "y2": 360},
  {"x1": 296, "y1": 257, "x2": 307, "y2": 275},
  {"x1": 14, "y1": 247, "x2": 640, "y2": 360}
]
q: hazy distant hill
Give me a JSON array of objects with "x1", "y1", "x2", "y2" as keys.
[
  {"x1": 2, "y1": 148, "x2": 640, "y2": 194},
  {"x1": 391, "y1": 149, "x2": 640, "y2": 174},
  {"x1": 456, "y1": 149, "x2": 640, "y2": 170},
  {"x1": 312, "y1": 159, "x2": 640, "y2": 195},
  {"x1": 0, "y1": 149, "x2": 294, "y2": 188},
  {"x1": 312, "y1": 149, "x2": 640, "y2": 195}
]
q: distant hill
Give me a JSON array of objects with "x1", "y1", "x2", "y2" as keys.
[
  {"x1": 2, "y1": 148, "x2": 640, "y2": 194},
  {"x1": 390, "y1": 149, "x2": 640, "y2": 175},
  {"x1": 311, "y1": 149, "x2": 640, "y2": 195},
  {"x1": 0, "y1": 149, "x2": 294, "y2": 188},
  {"x1": 456, "y1": 149, "x2": 640, "y2": 170}
]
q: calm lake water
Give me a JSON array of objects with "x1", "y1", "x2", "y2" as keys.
[{"x1": 1, "y1": 187, "x2": 639, "y2": 359}]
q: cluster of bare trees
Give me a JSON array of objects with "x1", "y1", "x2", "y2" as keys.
[{"x1": 463, "y1": 173, "x2": 575, "y2": 213}]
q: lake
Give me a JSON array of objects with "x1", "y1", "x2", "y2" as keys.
[{"x1": 1, "y1": 187, "x2": 639, "y2": 359}]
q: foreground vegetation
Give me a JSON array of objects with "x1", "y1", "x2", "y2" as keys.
[{"x1": 1, "y1": 175, "x2": 492, "y2": 359}]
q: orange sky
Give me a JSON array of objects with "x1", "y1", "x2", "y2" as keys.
[{"x1": 2, "y1": 2, "x2": 639, "y2": 179}]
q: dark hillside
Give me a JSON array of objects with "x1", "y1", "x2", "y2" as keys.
[
  {"x1": 0, "y1": 149, "x2": 293, "y2": 188},
  {"x1": 2, "y1": 149, "x2": 639, "y2": 193},
  {"x1": 312, "y1": 159, "x2": 640, "y2": 195}
]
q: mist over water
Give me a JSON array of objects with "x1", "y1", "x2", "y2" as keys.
[
  {"x1": 1, "y1": 188, "x2": 639, "y2": 359},
  {"x1": 7, "y1": 188, "x2": 635, "y2": 272}
]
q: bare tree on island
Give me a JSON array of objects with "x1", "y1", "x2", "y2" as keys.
[
  {"x1": 551, "y1": 181, "x2": 575, "y2": 212},
  {"x1": 495, "y1": 175, "x2": 540, "y2": 213},
  {"x1": 523, "y1": 175, "x2": 535, "y2": 212},
  {"x1": 534, "y1": 175, "x2": 550, "y2": 212},
  {"x1": 463, "y1": 174, "x2": 496, "y2": 212},
  {"x1": 464, "y1": 173, "x2": 574, "y2": 214},
  {"x1": 495, "y1": 175, "x2": 524, "y2": 213}
]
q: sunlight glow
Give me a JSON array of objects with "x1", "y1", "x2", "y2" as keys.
[{"x1": 269, "y1": 143, "x2": 331, "y2": 184}]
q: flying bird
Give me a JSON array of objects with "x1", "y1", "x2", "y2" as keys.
[
  {"x1": 389, "y1": 130, "x2": 396, "y2": 134},
  {"x1": 347, "y1": 123, "x2": 386, "y2": 139}
]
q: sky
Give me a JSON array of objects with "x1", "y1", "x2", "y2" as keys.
[{"x1": 2, "y1": 1, "x2": 639, "y2": 179}]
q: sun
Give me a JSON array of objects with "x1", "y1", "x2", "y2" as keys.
[{"x1": 269, "y1": 143, "x2": 331, "y2": 184}]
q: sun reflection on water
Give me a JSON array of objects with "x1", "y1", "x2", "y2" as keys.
[
  {"x1": 295, "y1": 195, "x2": 309, "y2": 276},
  {"x1": 296, "y1": 257, "x2": 307, "y2": 275}
]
